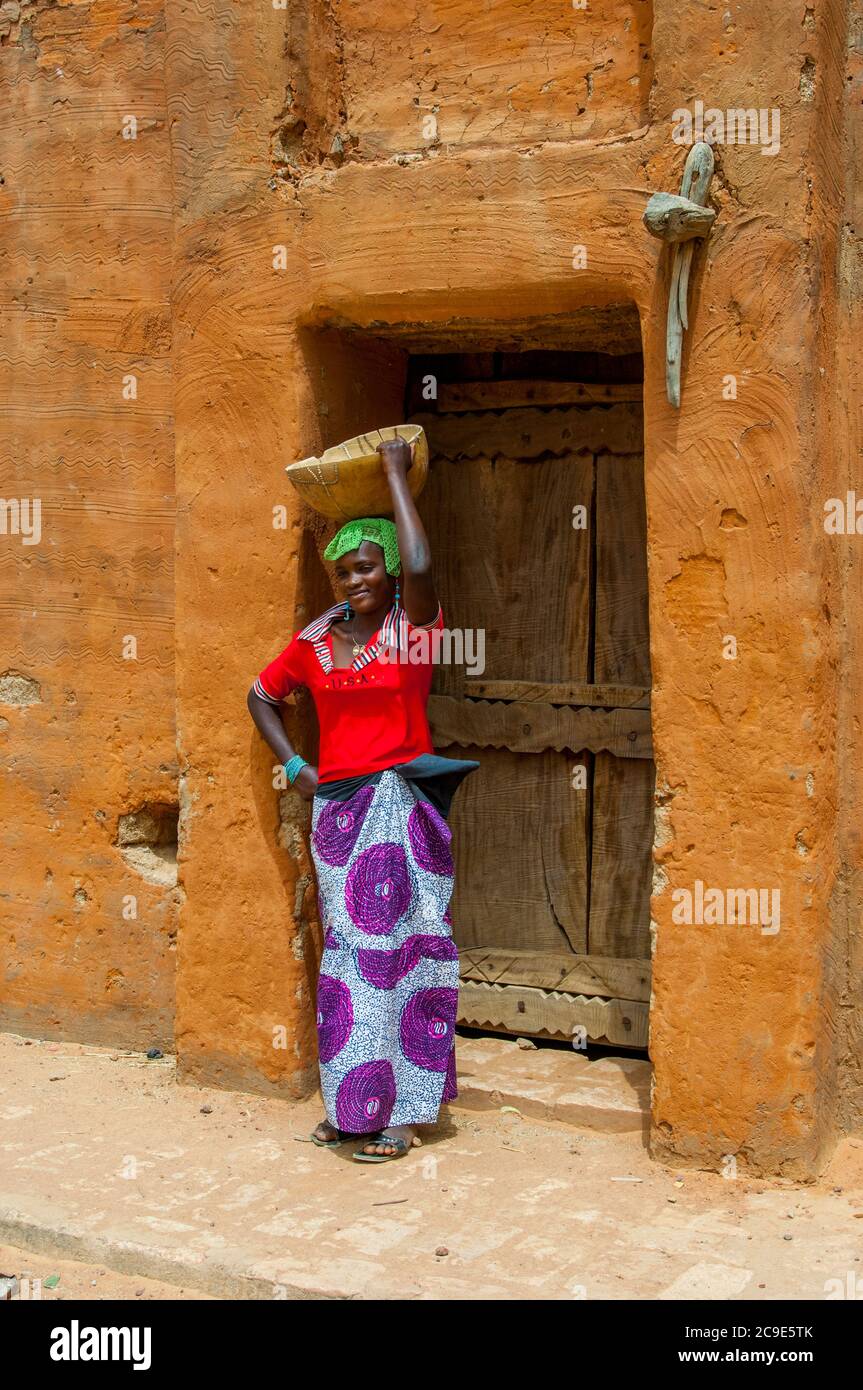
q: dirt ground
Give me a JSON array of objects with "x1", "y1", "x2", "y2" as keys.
[
  {"x1": 0, "y1": 1241, "x2": 215, "y2": 1300},
  {"x1": 2, "y1": 1032, "x2": 862, "y2": 1301}
]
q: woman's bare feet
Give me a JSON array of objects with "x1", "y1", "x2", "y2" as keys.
[
  {"x1": 358, "y1": 1124, "x2": 419, "y2": 1156},
  {"x1": 312, "y1": 1118, "x2": 340, "y2": 1143}
]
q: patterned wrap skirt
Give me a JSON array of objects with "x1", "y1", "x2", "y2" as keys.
[{"x1": 310, "y1": 755, "x2": 478, "y2": 1132}]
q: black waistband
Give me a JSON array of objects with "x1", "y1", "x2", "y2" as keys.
[{"x1": 315, "y1": 753, "x2": 480, "y2": 820}]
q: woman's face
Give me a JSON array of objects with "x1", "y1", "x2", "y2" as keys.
[{"x1": 332, "y1": 541, "x2": 395, "y2": 613}]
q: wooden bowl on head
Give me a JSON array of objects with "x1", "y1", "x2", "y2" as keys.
[{"x1": 286, "y1": 424, "x2": 428, "y2": 521}]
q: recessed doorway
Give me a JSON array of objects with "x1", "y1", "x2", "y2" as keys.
[{"x1": 406, "y1": 346, "x2": 653, "y2": 1052}]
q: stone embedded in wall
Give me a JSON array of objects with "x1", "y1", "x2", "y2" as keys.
[
  {"x1": 0, "y1": 670, "x2": 41, "y2": 705},
  {"x1": 116, "y1": 802, "x2": 179, "y2": 888}
]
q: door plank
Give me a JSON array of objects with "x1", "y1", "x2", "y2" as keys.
[
  {"x1": 416, "y1": 405, "x2": 643, "y2": 460},
  {"x1": 420, "y1": 443, "x2": 594, "y2": 692},
  {"x1": 459, "y1": 948, "x2": 651, "y2": 1000},
  {"x1": 458, "y1": 980, "x2": 649, "y2": 1048},
  {"x1": 588, "y1": 753, "x2": 655, "y2": 959},
  {"x1": 466, "y1": 679, "x2": 650, "y2": 708},
  {"x1": 438, "y1": 380, "x2": 643, "y2": 412},
  {"x1": 594, "y1": 452, "x2": 651, "y2": 686},
  {"x1": 430, "y1": 694, "x2": 653, "y2": 758},
  {"x1": 447, "y1": 746, "x2": 590, "y2": 956}
]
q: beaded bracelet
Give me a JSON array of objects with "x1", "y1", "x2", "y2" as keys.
[{"x1": 283, "y1": 754, "x2": 308, "y2": 784}]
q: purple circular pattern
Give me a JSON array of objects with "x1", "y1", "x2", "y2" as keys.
[
  {"x1": 335, "y1": 1059, "x2": 396, "y2": 1132},
  {"x1": 357, "y1": 933, "x2": 459, "y2": 990},
  {"x1": 324, "y1": 927, "x2": 339, "y2": 949},
  {"x1": 407, "y1": 801, "x2": 453, "y2": 876},
  {"x1": 344, "y1": 842, "x2": 412, "y2": 935},
  {"x1": 313, "y1": 787, "x2": 375, "y2": 866},
  {"x1": 315, "y1": 974, "x2": 353, "y2": 1063},
  {"x1": 400, "y1": 987, "x2": 459, "y2": 1071}
]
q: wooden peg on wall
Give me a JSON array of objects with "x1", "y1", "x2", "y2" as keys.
[{"x1": 643, "y1": 141, "x2": 716, "y2": 408}]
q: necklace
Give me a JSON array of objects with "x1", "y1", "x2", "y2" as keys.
[
  {"x1": 340, "y1": 601, "x2": 392, "y2": 657},
  {"x1": 345, "y1": 616, "x2": 374, "y2": 657}
]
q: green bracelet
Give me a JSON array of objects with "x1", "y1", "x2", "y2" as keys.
[{"x1": 284, "y1": 755, "x2": 308, "y2": 784}]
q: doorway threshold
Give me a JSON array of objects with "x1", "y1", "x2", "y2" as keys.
[{"x1": 450, "y1": 1033, "x2": 650, "y2": 1136}]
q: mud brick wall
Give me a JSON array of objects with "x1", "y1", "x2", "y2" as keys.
[
  {"x1": 0, "y1": 0, "x2": 177, "y2": 1045},
  {"x1": 1, "y1": 0, "x2": 862, "y2": 1179}
]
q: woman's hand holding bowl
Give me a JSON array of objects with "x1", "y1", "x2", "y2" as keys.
[{"x1": 376, "y1": 437, "x2": 414, "y2": 474}]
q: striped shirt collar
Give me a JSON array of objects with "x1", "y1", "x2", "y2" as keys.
[{"x1": 297, "y1": 601, "x2": 409, "y2": 675}]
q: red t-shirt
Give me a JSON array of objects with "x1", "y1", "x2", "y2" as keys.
[{"x1": 254, "y1": 603, "x2": 443, "y2": 781}]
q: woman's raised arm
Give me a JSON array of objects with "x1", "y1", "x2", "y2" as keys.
[{"x1": 376, "y1": 437, "x2": 439, "y2": 626}]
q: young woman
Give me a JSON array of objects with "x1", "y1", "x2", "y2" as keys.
[{"x1": 247, "y1": 437, "x2": 477, "y2": 1162}]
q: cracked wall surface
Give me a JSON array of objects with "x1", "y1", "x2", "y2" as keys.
[
  {"x1": 0, "y1": 0, "x2": 177, "y2": 1046},
  {"x1": 271, "y1": 0, "x2": 653, "y2": 187}
]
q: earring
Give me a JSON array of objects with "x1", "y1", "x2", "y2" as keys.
[
  {"x1": 344, "y1": 601, "x2": 352, "y2": 619},
  {"x1": 394, "y1": 580, "x2": 401, "y2": 607}
]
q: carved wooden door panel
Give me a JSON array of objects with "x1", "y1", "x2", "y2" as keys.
[{"x1": 414, "y1": 396, "x2": 654, "y2": 1049}]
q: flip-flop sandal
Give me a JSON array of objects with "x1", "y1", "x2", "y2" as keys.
[
  {"x1": 310, "y1": 1123, "x2": 355, "y2": 1148},
  {"x1": 352, "y1": 1131, "x2": 412, "y2": 1163}
]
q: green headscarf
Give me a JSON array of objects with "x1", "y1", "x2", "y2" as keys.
[{"x1": 323, "y1": 516, "x2": 401, "y2": 576}]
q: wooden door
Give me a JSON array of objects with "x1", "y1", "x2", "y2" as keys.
[{"x1": 414, "y1": 392, "x2": 654, "y2": 1050}]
